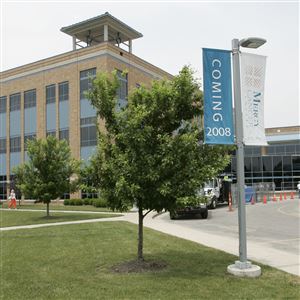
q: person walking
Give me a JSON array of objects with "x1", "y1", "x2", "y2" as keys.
[
  {"x1": 8, "y1": 189, "x2": 17, "y2": 209},
  {"x1": 297, "y1": 181, "x2": 300, "y2": 198}
]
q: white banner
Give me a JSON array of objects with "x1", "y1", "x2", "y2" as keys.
[{"x1": 240, "y1": 53, "x2": 267, "y2": 146}]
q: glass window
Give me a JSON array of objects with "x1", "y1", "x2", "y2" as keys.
[
  {"x1": 59, "y1": 82, "x2": 69, "y2": 102},
  {"x1": 46, "y1": 102, "x2": 56, "y2": 131},
  {"x1": 282, "y1": 156, "x2": 292, "y2": 171},
  {"x1": 267, "y1": 145, "x2": 276, "y2": 155},
  {"x1": 0, "y1": 113, "x2": 6, "y2": 138},
  {"x1": 273, "y1": 156, "x2": 282, "y2": 172},
  {"x1": 285, "y1": 144, "x2": 295, "y2": 154},
  {"x1": 59, "y1": 129, "x2": 69, "y2": 142},
  {"x1": 80, "y1": 125, "x2": 97, "y2": 147},
  {"x1": 10, "y1": 136, "x2": 21, "y2": 152},
  {"x1": 244, "y1": 157, "x2": 252, "y2": 172},
  {"x1": 46, "y1": 131, "x2": 56, "y2": 137},
  {"x1": 0, "y1": 138, "x2": 6, "y2": 154},
  {"x1": 59, "y1": 100, "x2": 69, "y2": 129},
  {"x1": 262, "y1": 156, "x2": 272, "y2": 172},
  {"x1": 9, "y1": 93, "x2": 21, "y2": 111},
  {"x1": 46, "y1": 85, "x2": 56, "y2": 104},
  {"x1": 116, "y1": 70, "x2": 128, "y2": 109},
  {"x1": 252, "y1": 157, "x2": 262, "y2": 172},
  {"x1": 80, "y1": 116, "x2": 97, "y2": 126},
  {"x1": 0, "y1": 96, "x2": 7, "y2": 113},
  {"x1": 275, "y1": 145, "x2": 285, "y2": 155},
  {"x1": 80, "y1": 68, "x2": 96, "y2": 99},
  {"x1": 24, "y1": 107, "x2": 37, "y2": 135},
  {"x1": 10, "y1": 110, "x2": 21, "y2": 137},
  {"x1": 24, "y1": 89, "x2": 36, "y2": 108},
  {"x1": 292, "y1": 157, "x2": 300, "y2": 171}
]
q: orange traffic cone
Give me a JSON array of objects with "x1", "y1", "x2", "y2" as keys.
[
  {"x1": 279, "y1": 193, "x2": 283, "y2": 201},
  {"x1": 284, "y1": 193, "x2": 287, "y2": 200},
  {"x1": 272, "y1": 194, "x2": 277, "y2": 202},
  {"x1": 263, "y1": 195, "x2": 267, "y2": 204},
  {"x1": 291, "y1": 192, "x2": 294, "y2": 200},
  {"x1": 250, "y1": 196, "x2": 255, "y2": 205},
  {"x1": 228, "y1": 192, "x2": 233, "y2": 212}
]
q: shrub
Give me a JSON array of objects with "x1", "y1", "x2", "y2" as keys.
[
  {"x1": 92, "y1": 198, "x2": 107, "y2": 208},
  {"x1": 75, "y1": 199, "x2": 83, "y2": 206},
  {"x1": 83, "y1": 198, "x2": 92, "y2": 205},
  {"x1": 64, "y1": 199, "x2": 70, "y2": 206}
]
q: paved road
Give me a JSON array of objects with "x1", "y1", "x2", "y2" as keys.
[
  {"x1": 160, "y1": 199, "x2": 300, "y2": 256},
  {"x1": 127, "y1": 198, "x2": 300, "y2": 276}
]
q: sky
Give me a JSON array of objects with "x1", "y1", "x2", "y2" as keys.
[{"x1": 1, "y1": 0, "x2": 299, "y2": 128}]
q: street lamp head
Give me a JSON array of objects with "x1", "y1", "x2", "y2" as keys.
[{"x1": 239, "y1": 37, "x2": 267, "y2": 49}]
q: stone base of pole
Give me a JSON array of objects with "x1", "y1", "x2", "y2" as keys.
[{"x1": 227, "y1": 261, "x2": 261, "y2": 277}]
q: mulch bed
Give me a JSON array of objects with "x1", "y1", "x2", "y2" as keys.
[{"x1": 111, "y1": 259, "x2": 168, "y2": 273}]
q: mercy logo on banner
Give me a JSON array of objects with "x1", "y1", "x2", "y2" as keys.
[
  {"x1": 240, "y1": 53, "x2": 267, "y2": 146},
  {"x1": 203, "y1": 48, "x2": 234, "y2": 144}
]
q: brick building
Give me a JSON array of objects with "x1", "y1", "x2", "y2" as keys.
[{"x1": 0, "y1": 12, "x2": 171, "y2": 199}]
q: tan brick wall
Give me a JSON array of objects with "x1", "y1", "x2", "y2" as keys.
[{"x1": 0, "y1": 43, "x2": 171, "y2": 199}]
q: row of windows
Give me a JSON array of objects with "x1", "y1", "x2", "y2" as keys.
[
  {"x1": 225, "y1": 155, "x2": 300, "y2": 175},
  {"x1": 1, "y1": 92, "x2": 36, "y2": 112},
  {"x1": 1, "y1": 81, "x2": 68, "y2": 112},
  {"x1": 267, "y1": 144, "x2": 300, "y2": 155},
  {"x1": 234, "y1": 143, "x2": 300, "y2": 157}
]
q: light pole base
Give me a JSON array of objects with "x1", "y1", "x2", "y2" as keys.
[{"x1": 227, "y1": 261, "x2": 261, "y2": 277}]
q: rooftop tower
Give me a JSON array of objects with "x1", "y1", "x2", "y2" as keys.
[{"x1": 60, "y1": 12, "x2": 143, "y2": 53}]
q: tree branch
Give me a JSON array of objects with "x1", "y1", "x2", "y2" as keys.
[{"x1": 142, "y1": 209, "x2": 153, "y2": 219}]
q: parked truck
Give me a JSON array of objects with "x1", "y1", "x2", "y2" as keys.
[{"x1": 202, "y1": 175, "x2": 233, "y2": 209}]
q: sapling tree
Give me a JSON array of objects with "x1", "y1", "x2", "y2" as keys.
[
  {"x1": 14, "y1": 136, "x2": 80, "y2": 216},
  {"x1": 87, "y1": 67, "x2": 230, "y2": 261}
]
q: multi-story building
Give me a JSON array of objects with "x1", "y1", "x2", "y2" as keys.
[
  {"x1": 0, "y1": 12, "x2": 171, "y2": 199},
  {"x1": 0, "y1": 13, "x2": 299, "y2": 200},
  {"x1": 224, "y1": 126, "x2": 300, "y2": 191}
]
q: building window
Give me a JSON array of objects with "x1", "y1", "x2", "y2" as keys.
[
  {"x1": 10, "y1": 136, "x2": 21, "y2": 152},
  {"x1": 116, "y1": 70, "x2": 128, "y2": 109},
  {"x1": 24, "y1": 89, "x2": 36, "y2": 108},
  {"x1": 46, "y1": 131, "x2": 56, "y2": 137},
  {"x1": 46, "y1": 84, "x2": 56, "y2": 133},
  {"x1": 80, "y1": 126, "x2": 97, "y2": 147},
  {"x1": 0, "y1": 138, "x2": 6, "y2": 154},
  {"x1": 59, "y1": 82, "x2": 69, "y2": 102},
  {"x1": 0, "y1": 96, "x2": 7, "y2": 113},
  {"x1": 80, "y1": 69, "x2": 96, "y2": 99},
  {"x1": 46, "y1": 84, "x2": 56, "y2": 104},
  {"x1": 59, "y1": 129, "x2": 69, "y2": 142},
  {"x1": 9, "y1": 93, "x2": 21, "y2": 111}
]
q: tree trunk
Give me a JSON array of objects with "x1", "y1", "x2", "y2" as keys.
[
  {"x1": 46, "y1": 202, "x2": 50, "y2": 217},
  {"x1": 137, "y1": 207, "x2": 144, "y2": 262}
]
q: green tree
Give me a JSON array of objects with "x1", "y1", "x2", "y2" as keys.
[
  {"x1": 14, "y1": 136, "x2": 80, "y2": 216},
  {"x1": 87, "y1": 67, "x2": 231, "y2": 261}
]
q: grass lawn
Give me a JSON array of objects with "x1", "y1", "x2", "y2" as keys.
[
  {"x1": 0, "y1": 210, "x2": 121, "y2": 228},
  {"x1": 1, "y1": 222, "x2": 299, "y2": 300}
]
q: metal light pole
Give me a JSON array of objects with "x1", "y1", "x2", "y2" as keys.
[{"x1": 228, "y1": 37, "x2": 266, "y2": 277}]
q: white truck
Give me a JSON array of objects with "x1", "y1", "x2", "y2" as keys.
[{"x1": 202, "y1": 176, "x2": 232, "y2": 209}]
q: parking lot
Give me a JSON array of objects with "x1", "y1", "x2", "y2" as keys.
[{"x1": 135, "y1": 198, "x2": 300, "y2": 275}]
